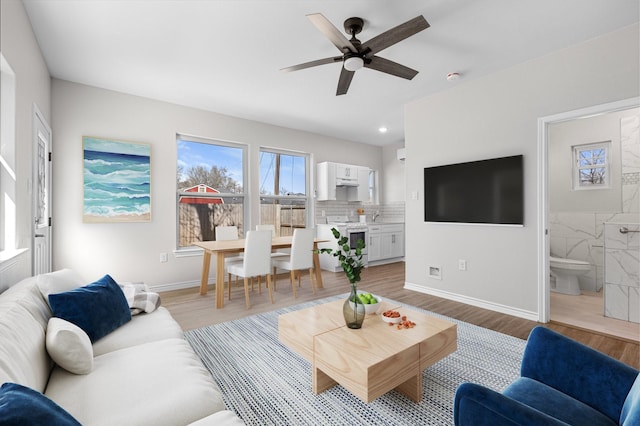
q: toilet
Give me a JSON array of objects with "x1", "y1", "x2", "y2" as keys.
[{"x1": 549, "y1": 256, "x2": 591, "y2": 295}]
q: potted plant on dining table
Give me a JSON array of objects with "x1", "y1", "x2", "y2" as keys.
[{"x1": 317, "y1": 227, "x2": 366, "y2": 329}]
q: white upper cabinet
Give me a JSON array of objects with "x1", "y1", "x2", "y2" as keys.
[
  {"x1": 317, "y1": 162, "x2": 369, "y2": 202},
  {"x1": 336, "y1": 164, "x2": 357, "y2": 180}
]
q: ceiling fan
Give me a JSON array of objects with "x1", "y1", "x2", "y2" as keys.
[{"x1": 281, "y1": 13, "x2": 430, "y2": 96}]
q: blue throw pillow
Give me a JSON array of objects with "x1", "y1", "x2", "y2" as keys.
[
  {"x1": 0, "y1": 382, "x2": 81, "y2": 425},
  {"x1": 49, "y1": 274, "x2": 131, "y2": 342}
]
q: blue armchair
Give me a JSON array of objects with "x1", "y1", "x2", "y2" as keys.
[{"x1": 454, "y1": 326, "x2": 640, "y2": 426}]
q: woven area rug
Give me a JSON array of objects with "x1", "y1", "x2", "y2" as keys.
[{"x1": 184, "y1": 295, "x2": 527, "y2": 425}]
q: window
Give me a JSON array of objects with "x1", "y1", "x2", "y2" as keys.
[
  {"x1": 1, "y1": 54, "x2": 16, "y2": 253},
  {"x1": 176, "y1": 135, "x2": 246, "y2": 249},
  {"x1": 259, "y1": 148, "x2": 310, "y2": 236},
  {"x1": 368, "y1": 169, "x2": 378, "y2": 204},
  {"x1": 573, "y1": 142, "x2": 610, "y2": 190}
]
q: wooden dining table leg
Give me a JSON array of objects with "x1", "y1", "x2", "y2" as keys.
[
  {"x1": 215, "y1": 252, "x2": 225, "y2": 309},
  {"x1": 199, "y1": 251, "x2": 211, "y2": 295},
  {"x1": 312, "y1": 243, "x2": 323, "y2": 289}
]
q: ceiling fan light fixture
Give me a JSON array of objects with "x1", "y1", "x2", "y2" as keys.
[{"x1": 344, "y1": 56, "x2": 364, "y2": 72}]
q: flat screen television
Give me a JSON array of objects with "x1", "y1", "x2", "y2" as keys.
[{"x1": 424, "y1": 155, "x2": 524, "y2": 225}]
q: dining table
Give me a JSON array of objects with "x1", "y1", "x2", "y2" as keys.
[{"x1": 194, "y1": 236, "x2": 327, "y2": 309}]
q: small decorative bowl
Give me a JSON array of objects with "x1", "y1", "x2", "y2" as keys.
[
  {"x1": 381, "y1": 310, "x2": 402, "y2": 324},
  {"x1": 349, "y1": 291, "x2": 382, "y2": 315}
]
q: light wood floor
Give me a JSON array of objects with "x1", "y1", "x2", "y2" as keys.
[
  {"x1": 161, "y1": 262, "x2": 639, "y2": 369},
  {"x1": 551, "y1": 290, "x2": 640, "y2": 342}
]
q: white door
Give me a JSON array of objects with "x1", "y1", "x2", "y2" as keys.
[{"x1": 33, "y1": 105, "x2": 52, "y2": 275}]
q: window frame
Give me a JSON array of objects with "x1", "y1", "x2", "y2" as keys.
[
  {"x1": 572, "y1": 141, "x2": 611, "y2": 191},
  {"x1": 1, "y1": 53, "x2": 16, "y2": 254},
  {"x1": 175, "y1": 134, "x2": 248, "y2": 251},
  {"x1": 367, "y1": 169, "x2": 379, "y2": 204}
]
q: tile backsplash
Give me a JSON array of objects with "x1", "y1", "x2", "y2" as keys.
[{"x1": 314, "y1": 201, "x2": 405, "y2": 224}]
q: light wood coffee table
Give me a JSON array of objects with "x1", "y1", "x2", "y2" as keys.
[{"x1": 278, "y1": 299, "x2": 457, "y2": 403}]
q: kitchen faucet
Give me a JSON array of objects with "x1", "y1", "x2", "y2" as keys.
[{"x1": 372, "y1": 211, "x2": 380, "y2": 222}]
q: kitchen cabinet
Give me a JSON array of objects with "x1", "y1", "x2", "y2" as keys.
[
  {"x1": 316, "y1": 162, "x2": 370, "y2": 202},
  {"x1": 368, "y1": 224, "x2": 404, "y2": 263},
  {"x1": 368, "y1": 227, "x2": 382, "y2": 261},
  {"x1": 316, "y1": 162, "x2": 336, "y2": 201},
  {"x1": 336, "y1": 164, "x2": 356, "y2": 180},
  {"x1": 356, "y1": 166, "x2": 370, "y2": 202}
]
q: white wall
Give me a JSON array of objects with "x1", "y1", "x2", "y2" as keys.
[
  {"x1": 0, "y1": 0, "x2": 51, "y2": 285},
  {"x1": 381, "y1": 141, "x2": 406, "y2": 204},
  {"x1": 404, "y1": 24, "x2": 639, "y2": 319},
  {"x1": 549, "y1": 109, "x2": 638, "y2": 212},
  {"x1": 51, "y1": 79, "x2": 382, "y2": 289}
]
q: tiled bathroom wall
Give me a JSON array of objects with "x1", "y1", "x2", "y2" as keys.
[
  {"x1": 604, "y1": 115, "x2": 640, "y2": 322},
  {"x1": 621, "y1": 115, "x2": 640, "y2": 213},
  {"x1": 549, "y1": 212, "x2": 638, "y2": 291},
  {"x1": 604, "y1": 222, "x2": 640, "y2": 323}
]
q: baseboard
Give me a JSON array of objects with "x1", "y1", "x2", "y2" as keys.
[
  {"x1": 368, "y1": 258, "x2": 405, "y2": 267},
  {"x1": 403, "y1": 281, "x2": 539, "y2": 322},
  {"x1": 149, "y1": 279, "x2": 204, "y2": 293},
  {"x1": 149, "y1": 270, "x2": 298, "y2": 293}
]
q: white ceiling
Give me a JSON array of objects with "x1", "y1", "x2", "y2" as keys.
[{"x1": 22, "y1": 0, "x2": 639, "y2": 147}]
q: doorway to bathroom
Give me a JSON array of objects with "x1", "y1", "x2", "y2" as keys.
[{"x1": 539, "y1": 98, "x2": 639, "y2": 342}]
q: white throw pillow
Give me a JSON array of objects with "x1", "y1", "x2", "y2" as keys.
[
  {"x1": 37, "y1": 269, "x2": 86, "y2": 306},
  {"x1": 46, "y1": 317, "x2": 93, "y2": 375}
]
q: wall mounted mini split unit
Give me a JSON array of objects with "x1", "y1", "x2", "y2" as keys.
[{"x1": 397, "y1": 148, "x2": 406, "y2": 161}]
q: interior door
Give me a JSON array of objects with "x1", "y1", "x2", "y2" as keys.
[{"x1": 33, "y1": 105, "x2": 52, "y2": 275}]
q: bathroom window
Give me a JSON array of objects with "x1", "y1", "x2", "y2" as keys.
[{"x1": 572, "y1": 142, "x2": 610, "y2": 190}]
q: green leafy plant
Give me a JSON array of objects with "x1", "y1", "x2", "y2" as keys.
[{"x1": 317, "y1": 227, "x2": 365, "y2": 284}]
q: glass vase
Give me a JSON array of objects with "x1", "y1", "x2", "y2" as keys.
[{"x1": 343, "y1": 283, "x2": 365, "y2": 329}]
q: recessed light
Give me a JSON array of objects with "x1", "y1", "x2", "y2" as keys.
[{"x1": 378, "y1": 127, "x2": 388, "y2": 133}]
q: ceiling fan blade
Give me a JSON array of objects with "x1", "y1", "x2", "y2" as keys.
[
  {"x1": 336, "y1": 68, "x2": 355, "y2": 96},
  {"x1": 361, "y1": 15, "x2": 429, "y2": 56},
  {"x1": 307, "y1": 13, "x2": 358, "y2": 54},
  {"x1": 281, "y1": 56, "x2": 342, "y2": 72},
  {"x1": 365, "y1": 56, "x2": 418, "y2": 80}
]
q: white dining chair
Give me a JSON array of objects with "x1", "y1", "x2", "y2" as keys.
[
  {"x1": 256, "y1": 224, "x2": 289, "y2": 289},
  {"x1": 226, "y1": 230, "x2": 274, "y2": 309},
  {"x1": 215, "y1": 225, "x2": 243, "y2": 300},
  {"x1": 216, "y1": 225, "x2": 240, "y2": 241},
  {"x1": 271, "y1": 228, "x2": 316, "y2": 299},
  {"x1": 255, "y1": 224, "x2": 288, "y2": 256},
  {"x1": 255, "y1": 224, "x2": 277, "y2": 237}
]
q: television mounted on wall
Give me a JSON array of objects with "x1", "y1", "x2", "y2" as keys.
[{"x1": 424, "y1": 155, "x2": 524, "y2": 225}]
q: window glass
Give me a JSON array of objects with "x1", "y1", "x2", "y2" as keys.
[
  {"x1": 177, "y1": 135, "x2": 245, "y2": 248},
  {"x1": 259, "y1": 149, "x2": 309, "y2": 236},
  {"x1": 259, "y1": 151, "x2": 306, "y2": 196},
  {"x1": 368, "y1": 169, "x2": 378, "y2": 204},
  {"x1": 573, "y1": 142, "x2": 610, "y2": 189}
]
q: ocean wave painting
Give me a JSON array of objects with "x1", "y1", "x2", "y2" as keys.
[{"x1": 83, "y1": 137, "x2": 151, "y2": 223}]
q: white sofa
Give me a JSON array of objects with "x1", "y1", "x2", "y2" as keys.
[{"x1": 0, "y1": 270, "x2": 244, "y2": 425}]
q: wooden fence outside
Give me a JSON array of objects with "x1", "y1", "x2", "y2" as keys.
[{"x1": 179, "y1": 203, "x2": 306, "y2": 246}]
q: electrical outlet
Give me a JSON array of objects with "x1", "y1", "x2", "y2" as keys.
[
  {"x1": 458, "y1": 259, "x2": 467, "y2": 271},
  {"x1": 321, "y1": 210, "x2": 325, "y2": 217},
  {"x1": 159, "y1": 253, "x2": 168, "y2": 263}
]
